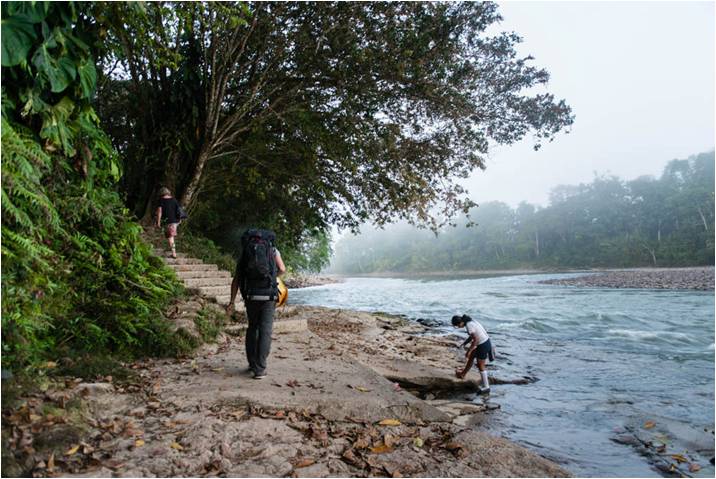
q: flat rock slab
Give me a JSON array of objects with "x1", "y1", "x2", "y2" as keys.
[
  {"x1": 170, "y1": 329, "x2": 448, "y2": 424},
  {"x1": 224, "y1": 318, "x2": 308, "y2": 336}
]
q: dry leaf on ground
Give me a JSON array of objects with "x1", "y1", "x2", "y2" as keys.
[
  {"x1": 170, "y1": 442, "x2": 184, "y2": 451},
  {"x1": 671, "y1": 454, "x2": 688, "y2": 463},
  {"x1": 378, "y1": 419, "x2": 401, "y2": 426},
  {"x1": 64, "y1": 445, "x2": 80, "y2": 456},
  {"x1": 354, "y1": 437, "x2": 370, "y2": 449},
  {"x1": 294, "y1": 458, "x2": 315, "y2": 468},
  {"x1": 643, "y1": 421, "x2": 656, "y2": 429},
  {"x1": 135, "y1": 439, "x2": 145, "y2": 447},
  {"x1": 688, "y1": 463, "x2": 701, "y2": 472},
  {"x1": 369, "y1": 443, "x2": 394, "y2": 454}
]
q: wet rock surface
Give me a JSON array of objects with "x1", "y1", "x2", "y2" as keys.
[
  {"x1": 611, "y1": 416, "x2": 715, "y2": 478},
  {"x1": 2, "y1": 306, "x2": 569, "y2": 478},
  {"x1": 539, "y1": 267, "x2": 714, "y2": 291}
]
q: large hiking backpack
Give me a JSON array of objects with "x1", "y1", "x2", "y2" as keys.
[{"x1": 238, "y1": 229, "x2": 278, "y2": 301}]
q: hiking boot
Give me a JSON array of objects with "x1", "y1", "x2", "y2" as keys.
[
  {"x1": 253, "y1": 372, "x2": 266, "y2": 380},
  {"x1": 476, "y1": 387, "x2": 491, "y2": 395}
]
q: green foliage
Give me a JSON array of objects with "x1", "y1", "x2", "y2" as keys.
[
  {"x1": 1, "y1": 3, "x2": 185, "y2": 370},
  {"x1": 97, "y1": 2, "x2": 572, "y2": 250},
  {"x1": 331, "y1": 152, "x2": 715, "y2": 273},
  {"x1": 179, "y1": 230, "x2": 236, "y2": 273},
  {"x1": 194, "y1": 307, "x2": 226, "y2": 344}
]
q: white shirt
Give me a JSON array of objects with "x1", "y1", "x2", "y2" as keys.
[{"x1": 466, "y1": 320, "x2": 489, "y2": 345}]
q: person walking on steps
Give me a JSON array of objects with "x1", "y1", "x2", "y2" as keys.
[
  {"x1": 452, "y1": 314, "x2": 494, "y2": 395},
  {"x1": 155, "y1": 187, "x2": 186, "y2": 259},
  {"x1": 226, "y1": 229, "x2": 286, "y2": 379}
]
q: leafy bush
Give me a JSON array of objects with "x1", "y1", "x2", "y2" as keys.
[
  {"x1": 1, "y1": 3, "x2": 185, "y2": 369},
  {"x1": 179, "y1": 230, "x2": 236, "y2": 273}
]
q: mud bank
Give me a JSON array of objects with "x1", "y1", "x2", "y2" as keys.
[
  {"x1": 2, "y1": 305, "x2": 568, "y2": 478},
  {"x1": 539, "y1": 267, "x2": 714, "y2": 290}
]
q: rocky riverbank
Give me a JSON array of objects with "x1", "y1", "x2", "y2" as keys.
[
  {"x1": 540, "y1": 267, "x2": 714, "y2": 290},
  {"x1": 1, "y1": 305, "x2": 568, "y2": 478},
  {"x1": 284, "y1": 273, "x2": 342, "y2": 289}
]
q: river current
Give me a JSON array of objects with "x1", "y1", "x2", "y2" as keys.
[{"x1": 291, "y1": 273, "x2": 715, "y2": 477}]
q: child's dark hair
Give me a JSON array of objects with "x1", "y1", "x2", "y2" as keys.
[{"x1": 451, "y1": 314, "x2": 472, "y2": 327}]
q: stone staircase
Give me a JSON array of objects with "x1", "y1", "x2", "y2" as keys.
[
  {"x1": 151, "y1": 246, "x2": 307, "y2": 334},
  {"x1": 154, "y1": 249, "x2": 237, "y2": 306}
]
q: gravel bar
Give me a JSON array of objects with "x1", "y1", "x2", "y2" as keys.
[{"x1": 539, "y1": 267, "x2": 714, "y2": 291}]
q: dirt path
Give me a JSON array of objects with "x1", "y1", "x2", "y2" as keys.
[{"x1": 3, "y1": 306, "x2": 569, "y2": 477}]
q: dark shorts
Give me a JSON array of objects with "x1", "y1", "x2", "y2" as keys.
[{"x1": 473, "y1": 339, "x2": 493, "y2": 361}]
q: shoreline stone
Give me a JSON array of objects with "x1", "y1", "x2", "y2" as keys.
[{"x1": 539, "y1": 266, "x2": 714, "y2": 291}]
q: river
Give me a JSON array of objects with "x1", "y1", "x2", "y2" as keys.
[{"x1": 291, "y1": 273, "x2": 715, "y2": 477}]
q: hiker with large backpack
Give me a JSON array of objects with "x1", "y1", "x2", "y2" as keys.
[{"x1": 226, "y1": 229, "x2": 286, "y2": 379}]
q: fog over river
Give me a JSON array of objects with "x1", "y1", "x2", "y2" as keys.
[{"x1": 291, "y1": 273, "x2": 715, "y2": 477}]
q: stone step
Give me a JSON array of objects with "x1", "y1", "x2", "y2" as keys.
[
  {"x1": 214, "y1": 295, "x2": 240, "y2": 306},
  {"x1": 176, "y1": 270, "x2": 231, "y2": 280},
  {"x1": 184, "y1": 277, "x2": 230, "y2": 288},
  {"x1": 195, "y1": 285, "x2": 232, "y2": 297},
  {"x1": 164, "y1": 257, "x2": 205, "y2": 266},
  {"x1": 170, "y1": 263, "x2": 218, "y2": 272},
  {"x1": 153, "y1": 250, "x2": 188, "y2": 258}
]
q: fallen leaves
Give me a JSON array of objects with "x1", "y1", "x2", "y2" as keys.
[
  {"x1": 64, "y1": 445, "x2": 80, "y2": 456},
  {"x1": 383, "y1": 433, "x2": 397, "y2": 448},
  {"x1": 342, "y1": 448, "x2": 361, "y2": 466},
  {"x1": 413, "y1": 437, "x2": 424, "y2": 448},
  {"x1": 670, "y1": 453, "x2": 688, "y2": 463},
  {"x1": 643, "y1": 420, "x2": 656, "y2": 429},
  {"x1": 286, "y1": 379, "x2": 300, "y2": 388},
  {"x1": 170, "y1": 442, "x2": 184, "y2": 451},
  {"x1": 135, "y1": 439, "x2": 145, "y2": 448},
  {"x1": 355, "y1": 386, "x2": 371, "y2": 392},
  {"x1": 378, "y1": 419, "x2": 401, "y2": 426},
  {"x1": 293, "y1": 458, "x2": 316, "y2": 468},
  {"x1": 353, "y1": 436, "x2": 371, "y2": 449},
  {"x1": 369, "y1": 443, "x2": 394, "y2": 454},
  {"x1": 688, "y1": 463, "x2": 701, "y2": 472}
]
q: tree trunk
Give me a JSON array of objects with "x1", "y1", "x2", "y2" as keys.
[
  {"x1": 657, "y1": 219, "x2": 661, "y2": 243},
  {"x1": 179, "y1": 145, "x2": 211, "y2": 209},
  {"x1": 534, "y1": 230, "x2": 540, "y2": 257},
  {"x1": 139, "y1": 185, "x2": 158, "y2": 226},
  {"x1": 696, "y1": 206, "x2": 708, "y2": 231},
  {"x1": 641, "y1": 243, "x2": 657, "y2": 266}
]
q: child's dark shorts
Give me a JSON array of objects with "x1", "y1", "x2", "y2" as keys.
[{"x1": 474, "y1": 339, "x2": 493, "y2": 361}]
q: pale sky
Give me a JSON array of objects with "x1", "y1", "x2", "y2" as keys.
[{"x1": 466, "y1": 1, "x2": 715, "y2": 207}]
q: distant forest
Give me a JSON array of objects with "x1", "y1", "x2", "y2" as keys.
[{"x1": 331, "y1": 151, "x2": 715, "y2": 273}]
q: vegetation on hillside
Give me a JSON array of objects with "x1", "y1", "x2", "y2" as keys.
[
  {"x1": 331, "y1": 152, "x2": 715, "y2": 273},
  {"x1": 1, "y1": 2, "x2": 183, "y2": 370}
]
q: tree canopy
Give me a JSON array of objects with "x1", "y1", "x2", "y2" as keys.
[{"x1": 97, "y1": 1, "x2": 573, "y2": 250}]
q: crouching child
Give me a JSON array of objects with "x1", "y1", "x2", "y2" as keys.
[{"x1": 452, "y1": 314, "x2": 494, "y2": 394}]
